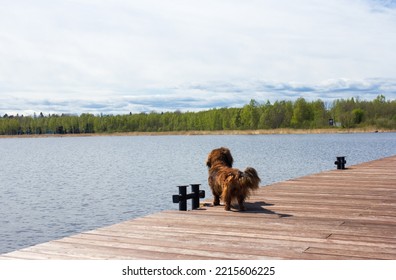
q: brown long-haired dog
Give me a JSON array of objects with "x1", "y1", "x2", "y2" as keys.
[{"x1": 206, "y1": 147, "x2": 261, "y2": 211}]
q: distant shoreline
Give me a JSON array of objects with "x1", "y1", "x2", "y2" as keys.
[{"x1": 0, "y1": 128, "x2": 394, "y2": 138}]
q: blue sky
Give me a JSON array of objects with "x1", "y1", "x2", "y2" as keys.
[{"x1": 1, "y1": 0, "x2": 395, "y2": 115}]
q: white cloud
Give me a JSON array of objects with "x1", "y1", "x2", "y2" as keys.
[{"x1": 0, "y1": 0, "x2": 395, "y2": 115}]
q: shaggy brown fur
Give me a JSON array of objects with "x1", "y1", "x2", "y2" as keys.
[{"x1": 206, "y1": 147, "x2": 261, "y2": 211}]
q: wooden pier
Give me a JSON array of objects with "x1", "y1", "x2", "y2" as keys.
[{"x1": 1, "y1": 156, "x2": 395, "y2": 260}]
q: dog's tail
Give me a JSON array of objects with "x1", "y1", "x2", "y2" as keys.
[{"x1": 240, "y1": 167, "x2": 261, "y2": 191}]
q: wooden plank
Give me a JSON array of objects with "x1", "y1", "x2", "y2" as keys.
[
  {"x1": 57, "y1": 234, "x2": 289, "y2": 260},
  {"x1": 304, "y1": 246, "x2": 396, "y2": 260},
  {"x1": 327, "y1": 234, "x2": 396, "y2": 247}
]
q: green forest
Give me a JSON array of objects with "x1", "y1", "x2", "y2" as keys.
[{"x1": 1, "y1": 95, "x2": 395, "y2": 135}]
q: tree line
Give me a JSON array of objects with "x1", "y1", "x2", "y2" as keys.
[{"x1": 0, "y1": 95, "x2": 395, "y2": 135}]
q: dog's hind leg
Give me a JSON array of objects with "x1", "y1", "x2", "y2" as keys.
[
  {"x1": 223, "y1": 189, "x2": 232, "y2": 211},
  {"x1": 237, "y1": 196, "x2": 246, "y2": 211},
  {"x1": 213, "y1": 195, "x2": 220, "y2": 206},
  {"x1": 224, "y1": 200, "x2": 231, "y2": 211}
]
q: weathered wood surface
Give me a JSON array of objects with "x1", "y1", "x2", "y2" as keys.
[{"x1": 1, "y1": 155, "x2": 395, "y2": 260}]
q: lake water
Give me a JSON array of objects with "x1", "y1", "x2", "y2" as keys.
[{"x1": 1, "y1": 132, "x2": 395, "y2": 254}]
